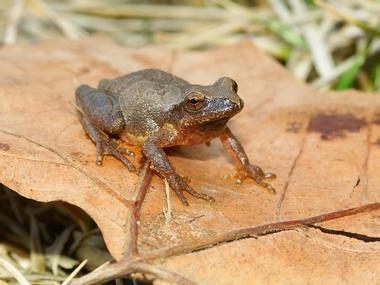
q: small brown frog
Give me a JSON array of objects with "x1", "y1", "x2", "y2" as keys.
[{"x1": 76, "y1": 69, "x2": 276, "y2": 205}]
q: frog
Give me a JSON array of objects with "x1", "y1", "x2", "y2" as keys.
[{"x1": 75, "y1": 68, "x2": 276, "y2": 206}]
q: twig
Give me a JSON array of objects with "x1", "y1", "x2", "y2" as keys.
[
  {"x1": 125, "y1": 161, "x2": 153, "y2": 257},
  {"x1": 71, "y1": 202, "x2": 380, "y2": 285},
  {"x1": 70, "y1": 256, "x2": 137, "y2": 285},
  {"x1": 91, "y1": 261, "x2": 110, "y2": 273},
  {"x1": 130, "y1": 262, "x2": 198, "y2": 285},
  {"x1": 144, "y1": 202, "x2": 380, "y2": 260}
]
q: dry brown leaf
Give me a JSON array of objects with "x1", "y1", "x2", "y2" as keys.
[{"x1": 0, "y1": 38, "x2": 379, "y2": 284}]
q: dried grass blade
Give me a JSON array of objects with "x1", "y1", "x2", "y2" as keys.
[
  {"x1": 288, "y1": 0, "x2": 334, "y2": 77},
  {"x1": 61, "y1": 259, "x2": 88, "y2": 285},
  {"x1": 0, "y1": 257, "x2": 31, "y2": 285},
  {"x1": 46, "y1": 226, "x2": 75, "y2": 275},
  {"x1": 3, "y1": 0, "x2": 25, "y2": 44},
  {"x1": 29, "y1": 215, "x2": 45, "y2": 273}
]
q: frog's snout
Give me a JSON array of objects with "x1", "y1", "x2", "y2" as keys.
[
  {"x1": 238, "y1": 97, "x2": 244, "y2": 109},
  {"x1": 231, "y1": 97, "x2": 244, "y2": 109}
]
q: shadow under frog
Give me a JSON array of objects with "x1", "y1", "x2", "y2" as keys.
[{"x1": 75, "y1": 68, "x2": 276, "y2": 205}]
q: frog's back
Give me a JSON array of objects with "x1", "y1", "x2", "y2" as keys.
[
  {"x1": 99, "y1": 69, "x2": 190, "y2": 136},
  {"x1": 99, "y1": 69, "x2": 189, "y2": 93}
]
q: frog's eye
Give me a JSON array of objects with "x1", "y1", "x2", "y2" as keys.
[
  {"x1": 231, "y1": 79, "x2": 238, "y2": 93},
  {"x1": 185, "y1": 92, "x2": 205, "y2": 111}
]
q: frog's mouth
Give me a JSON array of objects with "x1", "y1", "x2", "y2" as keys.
[
  {"x1": 202, "y1": 118, "x2": 230, "y2": 130},
  {"x1": 201, "y1": 109, "x2": 240, "y2": 123}
]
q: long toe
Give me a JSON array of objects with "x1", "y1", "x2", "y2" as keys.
[
  {"x1": 96, "y1": 156, "x2": 103, "y2": 165},
  {"x1": 261, "y1": 182, "x2": 276, "y2": 194},
  {"x1": 95, "y1": 141, "x2": 104, "y2": 165},
  {"x1": 175, "y1": 189, "x2": 189, "y2": 206},
  {"x1": 105, "y1": 144, "x2": 135, "y2": 172},
  {"x1": 186, "y1": 187, "x2": 215, "y2": 202},
  {"x1": 265, "y1": 172, "x2": 276, "y2": 179}
]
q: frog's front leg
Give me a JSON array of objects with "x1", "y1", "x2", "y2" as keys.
[
  {"x1": 75, "y1": 85, "x2": 135, "y2": 171},
  {"x1": 219, "y1": 127, "x2": 276, "y2": 193},
  {"x1": 142, "y1": 130, "x2": 214, "y2": 206}
]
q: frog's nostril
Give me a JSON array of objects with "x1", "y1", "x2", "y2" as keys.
[
  {"x1": 229, "y1": 96, "x2": 242, "y2": 107},
  {"x1": 239, "y1": 98, "x2": 244, "y2": 108}
]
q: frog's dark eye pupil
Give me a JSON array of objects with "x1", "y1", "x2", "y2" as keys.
[{"x1": 190, "y1": 98, "x2": 199, "y2": 105}]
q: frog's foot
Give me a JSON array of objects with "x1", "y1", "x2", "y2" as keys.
[
  {"x1": 80, "y1": 116, "x2": 135, "y2": 172},
  {"x1": 236, "y1": 164, "x2": 276, "y2": 193},
  {"x1": 166, "y1": 174, "x2": 215, "y2": 206}
]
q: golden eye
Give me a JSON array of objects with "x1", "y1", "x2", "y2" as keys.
[{"x1": 186, "y1": 92, "x2": 205, "y2": 110}]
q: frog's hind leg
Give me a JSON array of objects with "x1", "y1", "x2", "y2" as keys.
[
  {"x1": 75, "y1": 85, "x2": 135, "y2": 172},
  {"x1": 79, "y1": 115, "x2": 135, "y2": 171}
]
